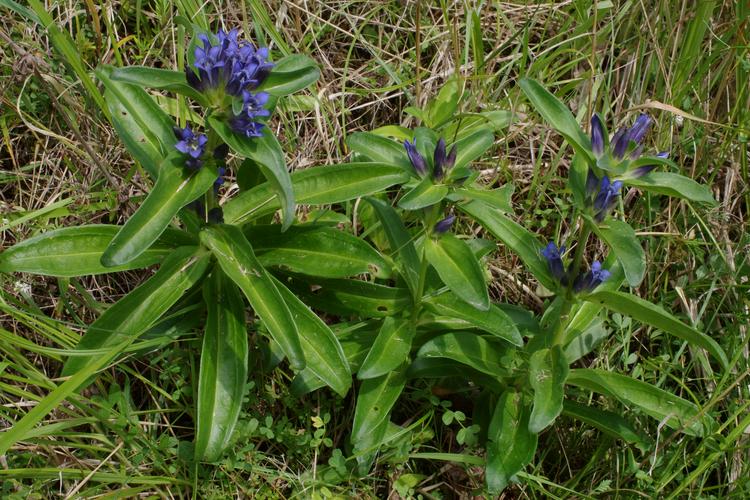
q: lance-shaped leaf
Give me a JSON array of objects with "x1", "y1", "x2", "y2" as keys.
[
  {"x1": 101, "y1": 156, "x2": 216, "y2": 267},
  {"x1": 458, "y1": 199, "x2": 555, "y2": 290},
  {"x1": 62, "y1": 246, "x2": 210, "y2": 376},
  {"x1": 451, "y1": 129, "x2": 494, "y2": 170},
  {"x1": 352, "y1": 363, "x2": 407, "y2": 474},
  {"x1": 110, "y1": 66, "x2": 207, "y2": 104},
  {"x1": 624, "y1": 172, "x2": 716, "y2": 205},
  {"x1": 358, "y1": 317, "x2": 415, "y2": 379},
  {"x1": 584, "y1": 290, "x2": 728, "y2": 369},
  {"x1": 425, "y1": 77, "x2": 461, "y2": 128},
  {"x1": 289, "y1": 276, "x2": 412, "y2": 318},
  {"x1": 416, "y1": 332, "x2": 513, "y2": 378},
  {"x1": 398, "y1": 178, "x2": 449, "y2": 210},
  {"x1": 562, "y1": 400, "x2": 649, "y2": 451},
  {"x1": 224, "y1": 163, "x2": 410, "y2": 225},
  {"x1": 424, "y1": 234, "x2": 489, "y2": 311},
  {"x1": 528, "y1": 345, "x2": 569, "y2": 433},
  {"x1": 199, "y1": 225, "x2": 305, "y2": 370},
  {"x1": 365, "y1": 197, "x2": 420, "y2": 294},
  {"x1": 257, "y1": 54, "x2": 320, "y2": 96},
  {"x1": 0, "y1": 225, "x2": 194, "y2": 277},
  {"x1": 245, "y1": 224, "x2": 392, "y2": 279},
  {"x1": 270, "y1": 276, "x2": 351, "y2": 396},
  {"x1": 519, "y1": 78, "x2": 593, "y2": 162},
  {"x1": 566, "y1": 369, "x2": 713, "y2": 436},
  {"x1": 195, "y1": 270, "x2": 248, "y2": 462},
  {"x1": 209, "y1": 116, "x2": 295, "y2": 230},
  {"x1": 423, "y1": 292, "x2": 522, "y2": 346},
  {"x1": 346, "y1": 132, "x2": 413, "y2": 173},
  {"x1": 590, "y1": 218, "x2": 645, "y2": 287},
  {"x1": 486, "y1": 389, "x2": 538, "y2": 494},
  {"x1": 448, "y1": 184, "x2": 514, "y2": 213}
]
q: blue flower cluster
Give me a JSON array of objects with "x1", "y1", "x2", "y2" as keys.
[
  {"x1": 404, "y1": 137, "x2": 457, "y2": 179},
  {"x1": 542, "y1": 242, "x2": 610, "y2": 293},
  {"x1": 187, "y1": 29, "x2": 274, "y2": 138}
]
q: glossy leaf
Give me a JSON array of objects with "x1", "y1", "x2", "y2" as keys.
[
  {"x1": 398, "y1": 178, "x2": 449, "y2": 210},
  {"x1": 195, "y1": 270, "x2": 248, "y2": 462},
  {"x1": 425, "y1": 77, "x2": 461, "y2": 127},
  {"x1": 346, "y1": 132, "x2": 412, "y2": 173},
  {"x1": 270, "y1": 276, "x2": 351, "y2": 396},
  {"x1": 290, "y1": 276, "x2": 412, "y2": 318},
  {"x1": 528, "y1": 345, "x2": 568, "y2": 433},
  {"x1": 257, "y1": 54, "x2": 320, "y2": 96},
  {"x1": 567, "y1": 369, "x2": 712, "y2": 436},
  {"x1": 101, "y1": 156, "x2": 216, "y2": 267},
  {"x1": 416, "y1": 332, "x2": 513, "y2": 378},
  {"x1": 625, "y1": 172, "x2": 716, "y2": 205},
  {"x1": 406, "y1": 358, "x2": 504, "y2": 392},
  {"x1": 365, "y1": 197, "x2": 420, "y2": 295},
  {"x1": 199, "y1": 225, "x2": 305, "y2": 370},
  {"x1": 592, "y1": 218, "x2": 645, "y2": 287},
  {"x1": 224, "y1": 163, "x2": 409, "y2": 225},
  {"x1": 245, "y1": 224, "x2": 391, "y2": 279},
  {"x1": 562, "y1": 400, "x2": 649, "y2": 451},
  {"x1": 452, "y1": 129, "x2": 494, "y2": 170},
  {"x1": 351, "y1": 363, "x2": 407, "y2": 473},
  {"x1": 458, "y1": 199, "x2": 555, "y2": 290},
  {"x1": 585, "y1": 290, "x2": 728, "y2": 369},
  {"x1": 423, "y1": 292, "x2": 522, "y2": 346},
  {"x1": 519, "y1": 78, "x2": 593, "y2": 162},
  {"x1": 0, "y1": 225, "x2": 193, "y2": 276},
  {"x1": 110, "y1": 66, "x2": 206, "y2": 103},
  {"x1": 209, "y1": 116, "x2": 295, "y2": 230},
  {"x1": 424, "y1": 234, "x2": 489, "y2": 311},
  {"x1": 563, "y1": 318, "x2": 609, "y2": 363},
  {"x1": 486, "y1": 389, "x2": 538, "y2": 494},
  {"x1": 358, "y1": 317, "x2": 415, "y2": 379},
  {"x1": 62, "y1": 247, "x2": 210, "y2": 376},
  {"x1": 448, "y1": 184, "x2": 513, "y2": 213}
]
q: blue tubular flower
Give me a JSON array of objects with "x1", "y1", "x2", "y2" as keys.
[
  {"x1": 591, "y1": 115, "x2": 605, "y2": 156},
  {"x1": 186, "y1": 29, "x2": 274, "y2": 98},
  {"x1": 612, "y1": 114, "x2": 652, "y2": 160},
  {"x1": 433, "y1": 138, "x2": 457, "y2": 181},
  {"x1": 173, "y1": 126, "x2": 208, "y2": 170},
  {"x1": 593, "y1": 175, "x2": 623, "y2": 222},
  {"x1": 542, "y1": 241, "x2": 567, "y2": 283},
  {"x1": 573, "y1": 261, "x2": 611, "y2": 293},
  {"x1": 230, "y1": 91, "x2": 271, "y2": 138},
  {"x1": 404, "y1": 138, "x2": 428, "y2": 176},
  {"x1": 434, "y1": 214, "x2": 456, "y2": 234}
]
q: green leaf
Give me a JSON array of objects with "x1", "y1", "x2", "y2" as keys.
[
  {"x1": 289, "y1": 276, "x2": 412, "y2": 318},
  {"x1": 365, "y1": 198, "x2": 420, "y2": 295},
  {"x1": 567, "y1": 369, "x2": 713, "y2": 436},
  {"x1": 398, "y1": 178, "x2": 449, "y2": 210},
  {"x1": 257, "y1": 54, "x2": 320, "y2": 96},
  {"x1": 245, "y1": 224, "x2": 391, "y2": 279},
  {"x1": 110, "y1": 66, "x2": 206, "y2": 103},
  {"x1": 101, "y1": 156, "x2": 216, "y2": 267},
  {"x1": 528, "y1": 345, "x2": 569, "y2": 433},
  {"x1": 0, "y1": 225, "x2": 193, "y2": 277},
  {"x1": 199, "y1": 225, "x2": 305, "y2": 370},
  {"x1": 425, "y1": 77, "x2": 461, "y2": 128},
  {"x1": 562, "y1": 400, "x2": 649, "y2": 451},
  {"x1": 458, "y1": 200, "x2": 555, "y2": 290},
  {"x1": 625, "y1": 172, "x2": 716, "y2": 204},
  {"x1": 62, "y1": 247, "x2": 210, "y2": 376},
  {"x1": 448, "y1": 184, "x2": 514, "y2": 213},
  {"x1": 208, "y1": 116, "x2": 295, "y2": 230},
  {"x1": 591, "y1": 218, "x2": 645, "y2": 287},
  {"x1": 451, "y1": 129, "x2": 494, "y2": 170},
  {"x1": 486, "y1": 389, "x2": 538, "y2": 494},
  {"x1": 423, "y1": 292, "x2": 522, "y2": 346},
  {"x1": 269, "y1": 276, "x2": 351, "y2": 396},
  {"x1": 224, "y1": 163, "x2": 410, "y2": 225},
  {"x1": 518, "y1": 78, "x2": 593, "y2": 162},
  {"x1": 358, "y1": 318, "x2": 415, "y2": 379},
  {"x1": 424, "y1": 234, "x2": 489, "y2": 311},
  {"x1": 351, "y1": 364, "x2": 407, "y2": 473},
  {"x1": 585, "y1": 290, "x2": 728, "y2": 369},
  {"x1": 195, "y1": 270, "x2": 248, "y2": 462},
  {"x1": 563, "y1": 318, "x2": 609, "y2": 362},
  {"x1": 406, "y1": 358, "x2": 504, "y2": 392},
  {"x1": 346, "y1": 132, "x2": 412, "y2": 172},
  {"x1": 416, "y1": 332, "x2": 513, "y2": 378}
]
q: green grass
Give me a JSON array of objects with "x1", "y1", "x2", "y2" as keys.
[{"x1": 1, "y1": 0, "x2": 749, "y2": 498}]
